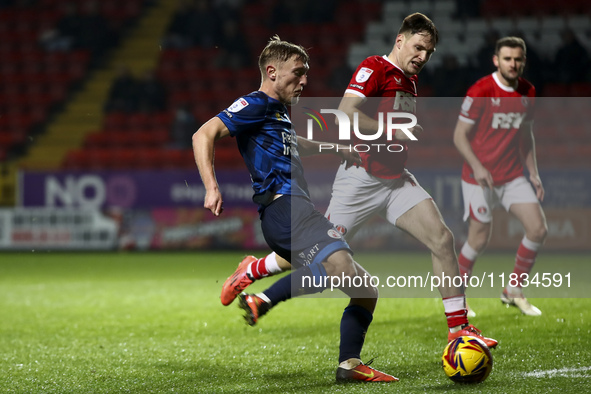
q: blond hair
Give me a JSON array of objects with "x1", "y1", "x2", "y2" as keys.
[{"x1": 258, "y1": 35, "x2": 309, "y2": 77}]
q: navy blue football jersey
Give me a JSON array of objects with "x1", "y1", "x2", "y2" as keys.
[{"x1": 216, "y1": 91, "x2": 310, "y2": 210}]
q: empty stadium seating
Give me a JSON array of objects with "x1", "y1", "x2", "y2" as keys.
[
  {"x1": 0, "y1": 0, "x2": 145, "y2": 160},
  {"x1": 3, "y1": 0, "x2": 588, "y2": 171}
]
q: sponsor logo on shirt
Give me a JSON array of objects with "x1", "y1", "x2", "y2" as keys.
[
  {"x1": 355, "y1": 67, "x2": 374, "y2": 83},
  {"x1": 393, "y1": 91, "x2": 416, "y2": 113},
  {"x1": 491, "y1": 112, "x2": 526, "y2": 129},
  {"x1": 349, "y1": 83, "x2": 365, "y2": 90},
  {"x1": 228, "y1": 98, "x2": 249, "y2": 113},
  {"x1": 281, "y1": 131, "x2": 295, "y2": 156},
  {"x1": 301, "y1": 244, "x2": 320, "y2": 265}
]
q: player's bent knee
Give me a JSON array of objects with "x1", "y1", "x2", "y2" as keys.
[
  {"x1": 367, "y1": 285, "x2": 379, "y2": 300},
  {"x1": 430, "y1": 226, "x2": 455, "y2": 254},
  {"x1": 469, "y1": 233, "x2": 490, "y2": 252},
  {"x1": 324, "y1": 250, "x2": 357, "y2": 277},
  {"x1": 529, "y1": 224, "x2": 548, "y2": 243},
  {"x1": 344, "y1": 277, "x2": 378, "y2": 300}
]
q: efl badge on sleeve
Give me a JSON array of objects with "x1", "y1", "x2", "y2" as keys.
[
  {"x1": 355, "y1": 67, "x2": 374, "y2": 83},
  {"x1": 228, "y1": 98, "x2": 249, "y2": 113}
]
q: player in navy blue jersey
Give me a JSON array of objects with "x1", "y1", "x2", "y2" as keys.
[{"x1": 193, "y1": 36, "x2": 398, "y2": 383}]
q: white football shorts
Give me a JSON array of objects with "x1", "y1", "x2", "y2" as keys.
[
  {"x1": 324, "y1": 163, "x2": 431, "y2": 240},
  {"x1": 461, "y1": 176, "x2": 539, "y2": 223}
]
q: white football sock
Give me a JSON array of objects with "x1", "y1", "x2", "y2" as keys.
[{"x1": 338, "y1": 358, "x2": 362, "y2": 370}]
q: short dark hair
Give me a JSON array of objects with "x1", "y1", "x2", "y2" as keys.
[
  {"x1": 495, "y1": 36, "x2": 527, "y2": 56},
  {"x1": 258, "y1": 35, "x2": 309, "y2": 76},
  {"x1": 398, "y1": 12, "x2": 439, "y2": 45}
]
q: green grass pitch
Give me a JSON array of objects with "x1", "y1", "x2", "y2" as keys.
[{"x1": 1, "y1": 251, "x2": 590, "y2": 393}]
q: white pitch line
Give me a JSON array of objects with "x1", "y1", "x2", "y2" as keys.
[{"x1": 523, "y1": 366, "x2": 591, "y2": 378}]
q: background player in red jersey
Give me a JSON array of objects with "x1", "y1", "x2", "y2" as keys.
[
  {"x1": 453, "y1": 36, "x2": 547, "y2": 316},
  {"x1": 225, "y1": 13, "x2": 498, "y2": 349}
]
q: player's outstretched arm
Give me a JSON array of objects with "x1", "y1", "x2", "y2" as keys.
[
  {"x1": 193, "y1": 117, "x2": 231, "y2": 216},
  {"x1": 453, "y1": 118, "x2": 493, "y2": 189},
  {"x1": 520, "y1": 123, "x2": 544, "y2": 201}
]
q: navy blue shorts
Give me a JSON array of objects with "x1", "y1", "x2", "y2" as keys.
[{"x1": 260, "y1": 195, "x2": 352, "y2": 269}]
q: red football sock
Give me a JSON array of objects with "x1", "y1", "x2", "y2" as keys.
[
  {"x1": 249, "y1": 257, "x2": 269, "y2": 280},
  {"x1": 511, "y1": 236, "x2": 541, "y2": 288},
  {"x1": 443, "y1": 295, "x2": 469, "y2": 329},
  {"x1": 458, "y1": 242, "x2": 479, "y2": 285}
]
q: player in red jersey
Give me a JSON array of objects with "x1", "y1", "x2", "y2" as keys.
[
  {"x1": 224, "y1": 13, "x2": 498, "y2": 352},
  {"x1": 453, "y1": 36, "x2": 547, "y2": 316},
  {"x1": 328, "y1": 12, "x2": 496, "y2": 348}
]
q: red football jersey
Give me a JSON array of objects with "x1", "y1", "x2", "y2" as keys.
[
  {"x1": 458, "y1": 72, "x2": 535, "y2": 185},
  {"x1": 345, "y1": 55, "x2": 418, "y2": 179}
]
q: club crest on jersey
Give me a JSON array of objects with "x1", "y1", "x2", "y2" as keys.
[
  {"x1": 521, "y1": 96, "x2": 529, "y2": 107},
  {"x1": 477, "y1": 206, "x2": 488, "y2": 215},
  {"x1": 335, "y1": 225, "x2": 348, "y2": 236},
  {"x1": 394, "y1": 76, "x2": 402, "y2": 85},
  {"x1": 228, "y1": 98, "x2": 249, "y2": 113},
  {"x1": 355, "y1": 67, "x2": 374, "y2": 83},
  {"x1": 491, "y1": 98, "x2": 501, "y2": 106},
  {"x1": 327, "y1": 229, "x2": 342, "y2": 239}
]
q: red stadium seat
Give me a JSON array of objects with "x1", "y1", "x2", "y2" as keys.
[
  {"x1": 213, "y1": 147, "x2": 244, "y2": 169},
  {"x1": 151, "y1": 112, "x2": 173, "y2": 128},
  {"x1": 83, "y1": 132, "x2": 108, "y2": 149},
  {"x1": 169, "y1": 91, "x2": 195, "y2": 108},
  {"x1": 62, "y1": 149, "x2": 89, "y2": 169},
  {"x1": 127, "y1": 113, "x2": 154, "y2": 131},
  {"x1": 193, "y1": 105, "x2": 216, "y2": 124},
  {"x1": 85, "y1": 149, "x2": 113, "y2": 170},
  {"x1": 103, "y1": 113, "x2": 129, "y2": 131},
  {"x1": 133, "y1": 148, "x2": 163, "y2": 169},
  {"x1": 542, "y1": 84, "x2": 569, "y2": 97},
  {"x1": 112, "y1": 148, "x2": 139, "y2": 169},
  {"x1": 160, "y1": 149, "x2": 189, "y2": 169},
  {"x1": 569, "y1": 83, "x2": 591, "y2": 97},
  {"x1": 182, "y1": 47, "x2": 218, "y2": 64},
  {"x1": 0, "y1": 129, "x2": 27, "y2": 147},
  {"x1": 131, "y1": 129, "x2": 170, "y2": 147},
  {"x1": 0, "y1": 0, "x2": 147, "y2": 166}
]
